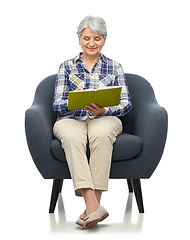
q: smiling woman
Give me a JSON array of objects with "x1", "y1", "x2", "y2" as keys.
[
  {"x1": 77, "y1": 16, "x2": 107, "y2": 72},
  {"x1": 79, "y1": 28, "x2": 106, "y2": 72},
  {"x1": 52, "y1": 15, "x2": 132, "y2": 229}
]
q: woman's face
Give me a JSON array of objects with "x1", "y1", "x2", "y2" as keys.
[{"x1": 79, "y1": 28, "x2": 106, "y2": 58}]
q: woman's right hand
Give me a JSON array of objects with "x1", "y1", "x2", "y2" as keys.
[{"x1": 75, "y1": 87, "x2": 83, "y2": 91}]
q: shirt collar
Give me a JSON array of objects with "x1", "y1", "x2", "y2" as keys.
[
  {"x1": 100, "y1": 53, "x2": 107, "y2": 64},
  {"x1": 73, "y1": 52, "x2": 107, "y2": 64},
  {"x1": 73, "y1": 53, "x2": 82, "y2": 63}
]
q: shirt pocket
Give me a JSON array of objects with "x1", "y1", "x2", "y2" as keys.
[
  {"x1": 99, "y1": 74, "x2": 114, "y2": 88},
  {"x1": 69, "y1": 73, "x2": 85, "y2": 90}
]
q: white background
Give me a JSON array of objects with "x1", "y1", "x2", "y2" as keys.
[{"x1": 1, "y1": 0, "x2": 190, "y2": 239}]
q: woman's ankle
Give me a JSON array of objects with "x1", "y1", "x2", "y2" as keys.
[
  {"x1": 86, "y1": 202, "x2": 99, "y2": 215},
  {"x1": 80, "y1": 188, "x2": 99, "y2": 215}
]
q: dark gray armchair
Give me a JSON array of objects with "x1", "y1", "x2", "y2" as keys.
[{"x1": 25, "y1": 73, "x2": 168, "y2": 214}]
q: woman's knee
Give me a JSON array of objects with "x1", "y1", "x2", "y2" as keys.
[
  {"x1": 53, "y1": 119, "x2": 87, "y2": 143},
  {"x1": 89, "y1": 130, "x2": 114, "y2": 147}
]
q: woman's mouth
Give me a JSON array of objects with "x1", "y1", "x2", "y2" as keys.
[{"x1": 87, "y1": 47, "x2": 97, "y2": 51}]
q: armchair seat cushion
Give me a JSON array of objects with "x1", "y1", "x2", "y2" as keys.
[{"x1": 51, "y1": 133, "x2": 142, "y2": 162}]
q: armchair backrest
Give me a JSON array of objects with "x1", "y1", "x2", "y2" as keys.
[
  {"x1": 32, "y1": 74, "x2": 57, "y2": 124},
  {"x1": 126, "y1": 73, "x2": 157, "y2": 107},
  {"x1": 32, "y1": 74, "x2": 158, "y2": 134},
  {"x1": 121, "y1": 74, "x2": 157, "y2": 133}
]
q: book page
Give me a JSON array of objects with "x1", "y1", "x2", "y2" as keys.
[{"x1": 97, "y1": 86, "x2": 122, "y2": 90}]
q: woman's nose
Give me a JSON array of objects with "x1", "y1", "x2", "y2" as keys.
[{"x1": 89, "y1": 39, "x2": 95, "y2": 46}]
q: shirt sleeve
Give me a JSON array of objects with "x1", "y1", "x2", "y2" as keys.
[
  {"x1": 52, "y1": 64, "x2": 71, "y2": 117},
  {"x1": 104, "y1": 63, "x2": 132, "y2": 117}
]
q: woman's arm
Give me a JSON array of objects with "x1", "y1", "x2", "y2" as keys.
[
  {"x1": 104, "y1": 63, "x2": 132, "y2": 117},
  {"x1": 53, "y1": 64, "x2": 70, "y2": 117}
]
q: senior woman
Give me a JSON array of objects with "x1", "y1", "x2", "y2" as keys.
[{"x1": 53, "y1": 16, "x2": 132, "y2": 229}]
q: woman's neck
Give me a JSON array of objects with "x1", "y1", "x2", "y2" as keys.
[
  {"x1": 81, "y1": 53, "x2": 100, "y2": 64},
  {"x1": 81, "y1": 53, "x2": 100, "y2": 73}
]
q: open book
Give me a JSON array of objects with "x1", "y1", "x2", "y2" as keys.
[{"x1": 68, "y1": 86, "x2": 122, "y2": 110}]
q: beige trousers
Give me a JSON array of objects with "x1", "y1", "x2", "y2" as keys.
[{"x1": 53, "y1": 116, "x2": 122, "y2": 196}]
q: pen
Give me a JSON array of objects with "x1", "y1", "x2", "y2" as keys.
[{"x1": 71, "y1": 72, "x2": 81, "y2": 88}]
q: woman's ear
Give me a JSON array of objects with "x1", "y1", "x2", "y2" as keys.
[{"x1": 103, "y1": 37, "x2": 106, "y2": 45}]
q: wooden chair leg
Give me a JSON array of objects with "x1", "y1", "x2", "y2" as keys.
[
  {"x1": 59, "y1": 179, "x2": 63, "y2": 193},
  {"x1": 132, "y1": 179, "x2": 144, "y2": 213},
  {"x1": 127, "y1": 179, "x2": 133, "y2": 192},
  {"x1": 49, "y1": 179, "x2": 63, "y2": 213}
]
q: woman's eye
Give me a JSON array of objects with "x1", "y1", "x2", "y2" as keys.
[
  {"x1": 84, "y1": 38, "x2": 90, "y2": 41},
  {"x1": 95, "y1": 38, "x2": 100, "y2": 41}
]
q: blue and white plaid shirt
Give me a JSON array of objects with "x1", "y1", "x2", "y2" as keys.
[{"x1": 53, "y1": 53, "x2": 132, "y2": 121}]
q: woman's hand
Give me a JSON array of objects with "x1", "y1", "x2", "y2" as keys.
[
  {"x1": 84, "y1": 103, "x2": 105, "y2": 116},
  {"x1": 75, "y1": 87, "x2": 84, "y2": 91}
]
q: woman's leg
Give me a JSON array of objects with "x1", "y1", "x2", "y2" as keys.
[
  {"x1": 53, "y1": 119, "x2": 95, "y2": 195},
  {"x1": 79, "y1": 190, "x2": 102, "y2": 218},
  {"x1": 88, "y1": 116, "x2": 122, "y2": 192},
  {"x1": 95, "y1": 190, "x2": 103, "y2": 204},
  {"x1": 80, "y1": 188, "x2": 99, "y2": 215}
]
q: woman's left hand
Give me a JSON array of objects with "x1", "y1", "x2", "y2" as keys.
[{"x1": 84, "y1": 103, "x2": 105, "y2": 116}]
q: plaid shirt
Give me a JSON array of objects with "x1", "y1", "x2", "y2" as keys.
[{"x1": 53, "y1": 53, "x2": 132, "y2": 121}]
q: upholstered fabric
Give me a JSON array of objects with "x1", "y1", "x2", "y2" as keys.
[
  {"x1": 25, "y1": 73, "x2": 168, "y2": 180},
  {"x1": 51, "y1": 133, "x2": 142, "y2": 162}
]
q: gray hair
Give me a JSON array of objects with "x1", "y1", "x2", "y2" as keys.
[{"x1": 77, "y1": 16, "x2": 107, "y2": 39}]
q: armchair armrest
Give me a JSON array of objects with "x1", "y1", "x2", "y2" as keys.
[
  {"x1": 25, "y1": 104, "x2": 54, "y2": 148},
  {"x1": 25, "y1": 74, "x2": 72, "y2": 179},
  {"x1": 130, "y1": 101, "x2": 168, "y2": 177},
  {"x1": 25, "y1": 103, "x2": 63, "y2": 178}
]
